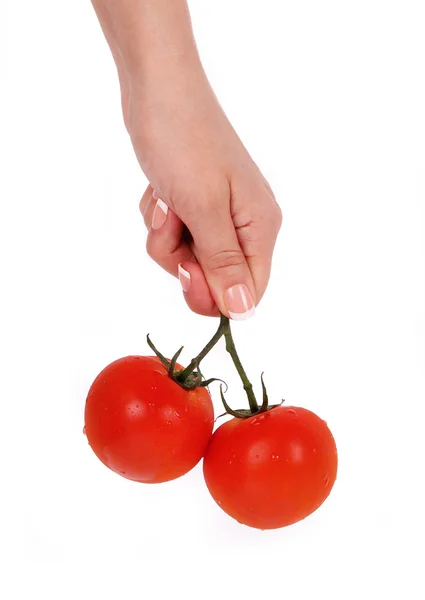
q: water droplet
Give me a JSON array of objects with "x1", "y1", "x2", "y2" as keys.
[
  {"x1": 312, "y1": 448, "x2": 317, "y2": 454},
  {"x1": 271, "y1": 455, "x2": 279, "y2": 461},
  {"x1": 82, "y1": 426, "x2": 86, "y2": 435},
  {"x1": 120, "y1": 471, "x2": 127, "y2": 475},
  {"x1": 229, "y1": 460, "x2": 233, "y2": 465},
  {"x1": 255, "y1": 454, "x2": 260, "y2": 459},
  {"x1": 217, "y1": 500, "x2": 222, "y2": 506},
  {"x1": 287, "y1": 408, "x2": 297, "y2": 416},
  {"x1": 184, "y1": 406, "x2": 188, "y2": 413},
  {"x1": 174, "y1": 411, "x2": 182, "y2": 418},
  {"x1": 251, "y1": 414, "x2": 265, "y2": 426},
  {"x1": 166, "y1": 420, "x2": 172, "y2": 426},
  {"x1": 323, "y1": 474, "x2": 329, "y2": 487}
]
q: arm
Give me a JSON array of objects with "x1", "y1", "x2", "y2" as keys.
[
  {"x1": 90, "y1": 0, "x2": 282, "y2": 319},
  {"x1": 91, "y1": 0, "x2": 203, "y2": 130}
]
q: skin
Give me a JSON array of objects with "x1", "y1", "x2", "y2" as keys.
[
  {"x1": 90, "y1": 0, "x2": 282, "y2": 317},
  {"x1": 84, "y1": 356, "x2": 214, "y2": 483},
  {"x1": 203, "y1": 406, "x2": 338, "y2": 529}
]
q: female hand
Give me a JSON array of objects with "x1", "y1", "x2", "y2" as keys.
[
  {"x1": 91, "y1": 0, "x2": 282, "y2": 319},
  {"x1": 131, "y1": 71, "x2": 282, "y2": 319}
]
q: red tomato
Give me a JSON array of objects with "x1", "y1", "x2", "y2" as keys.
[
  {"x1": 84, "y1": 356, "x2": 214, "y2": 483},
  {"x1": 203, "y1": 405, "x2": 337, "y2": 529}
]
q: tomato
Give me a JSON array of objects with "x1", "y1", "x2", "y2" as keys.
[
  {"x1": 84, "y1": 356, "x2": 214, "y2": 483},
  {"x1": 203, "y1": 405, "x2": 337, "y2": 529}
]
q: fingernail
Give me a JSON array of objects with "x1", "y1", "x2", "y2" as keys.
[
  {"x1": 224, "y1": 284, "x2": 255, "y2": 321},
  {"x1": 178, "y1": 264, "x2": 191, "y2": 292},
  {"x1": 152, "y1": 198, "x2": 168, "y2": 230}
]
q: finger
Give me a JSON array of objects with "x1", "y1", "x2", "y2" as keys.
[
  {"x1": 139, "y1": 185, "x2": 154, "y2": 219},
  {"x1": 237, "y1": 203, "x2": 282, "y2": 305},
  {"x1": 177, "y1": 261, "x2": 219, "y2": 317},
  {"x1": 140, "y1": 187, "x2": 170, "y2": 231},
  {"x1": 141, "y1": 195, "x2": 157, "y2": 230},
  {"x1": 145, "y1": 201, "x2": 190, "y2": 275},
  {"x1": 140, "y1": 186, "x2": 170, "y2": 230},
  {"x1": 145, "y1": 197, "x2": 217, "y2": 316},
  {"x1": 184, "y1": 196, "x2": 256, "y2": 321}
]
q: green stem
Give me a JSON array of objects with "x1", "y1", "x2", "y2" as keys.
[
  {"x1": 152, "y1": 312, "x2": 262, "y2": 416},
  {"x1": 222, "y1": 316, "x2": 259, "y2": 413},
  {"x1": 177, "y1": 313, "x2": 228, "y2": 382}
]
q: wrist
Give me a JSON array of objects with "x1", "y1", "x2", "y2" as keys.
[
  {"x1": 125, "y1": 42, "x2": 203, "y2": 87},
  {"x1": 93, "y1": 0, "x2": 201, "y2": 84},
  {"x1": 125, "y1": 56, "x2": 213, "y2": 148}
]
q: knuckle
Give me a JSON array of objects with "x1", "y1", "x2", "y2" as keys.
[
  {"x1": 262, "y1": 188, "x2": 283, "y2": 232},
  {"x1": 274, "y1": 203, "x2": 283, "y2": 231},
  {"x1": 207, "y1": 249, "x2": 246, "y2": 272},
  {"x1": 263, "y1": 179, "x2": 276, "y2": 201}
]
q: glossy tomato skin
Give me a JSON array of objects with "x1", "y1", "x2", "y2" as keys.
[
  {"x1": 84, "y1": 356, "x2": 214, "y2": 483},
  {"x1": 203, "y1": 406, "x2": 337, "y2": 529}
]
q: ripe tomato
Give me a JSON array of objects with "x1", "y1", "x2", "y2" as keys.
[
  {"x1": 203, "y1": 405, "x2": 337, "y2": 529},
  {"x1": 84, "y1": 356, "x2": 214, "y2": 483}
]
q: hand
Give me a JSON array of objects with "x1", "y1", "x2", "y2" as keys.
[
  {"x1": 90, "y1": 0, "x2": 281, "y2": 319},
  {"x1": 129, "y1": 68, "x2": 282, "y2": 319}
]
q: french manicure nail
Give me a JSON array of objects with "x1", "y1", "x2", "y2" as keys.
[
  {"x1": 178, "y1": 264, "x2": 191, "y2": 292},
  {"x1": 224, "y1": 284, "x2": 255, "y2": 321},
  {"x1": 152, "y1": 198, "x2": 168, "y2": 230}
]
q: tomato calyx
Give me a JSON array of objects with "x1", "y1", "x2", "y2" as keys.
[
  {"x1": 218, "y1": 374, "x2": 284, "y2": 419},
  {"x1": 147, "y1": 330, "x2": 226, "y2": 391},
  {"x1": 147, "y1": 313, "x2": 281, "y2": 419},
  {"x1": 215, "y1": 399, "x2": 285, "y2": 421}
]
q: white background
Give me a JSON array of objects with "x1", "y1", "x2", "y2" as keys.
[{"x1": 3, "y1": 1, "x2": 425, "y2": 598}]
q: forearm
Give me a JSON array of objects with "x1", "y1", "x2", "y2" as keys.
[{"x1": 90, "y1": 0, "x2": 201, "y2": 78}]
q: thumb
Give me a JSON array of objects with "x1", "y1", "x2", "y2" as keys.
[{"x1": 185, "y1": 203, "x2": 256, "y2": 321}]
